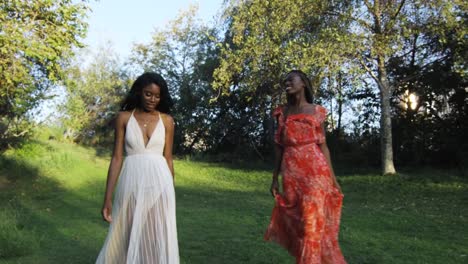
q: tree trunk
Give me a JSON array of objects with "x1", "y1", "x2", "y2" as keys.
[
  {"x1": 337, "y1": 72, "x2": 343, "y2": 137},
  {"x1": 377, "y1": 55, "x2": 397, "y2": 175},
  {"x1": 328, "y1": 75, "x2": 335, "y2": 130}
]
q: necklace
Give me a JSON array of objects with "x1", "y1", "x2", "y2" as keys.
[
  {"x1": 138, "y1": 110, "x2": 157, "y2": 129},
  {"x1": 142, "y1": 116, "x2": 152, "y2": 128}
]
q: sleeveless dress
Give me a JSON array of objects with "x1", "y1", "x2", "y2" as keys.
[
  {"x1": 96, "y1": 111, "x2": 180, "y2": 264},
  {"x1": 264, "y1": 105, "x2": 346, "y2": 264}
]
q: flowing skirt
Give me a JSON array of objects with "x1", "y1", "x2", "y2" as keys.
[
  {"x1": 96, "y1": 153, "x2": 179, "y2": 264},
  {"x1": 265, "y1": 144, "x2": 346, "y2": 264}
]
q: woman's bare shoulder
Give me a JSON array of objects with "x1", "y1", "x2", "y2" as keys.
[
  {"x1": 160, "y1": 113, "x2": 175, "y2": 127},
  {"x1": 115, "y1": 111, "x2": 132, "y2": 127}
]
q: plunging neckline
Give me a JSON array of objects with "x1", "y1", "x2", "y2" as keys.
[{"x1": 131, "y1": 111, "x2": 161, "y2": 148}]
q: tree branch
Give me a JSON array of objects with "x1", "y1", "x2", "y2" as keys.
[
  {"x1": 323, "y1": 10, "x2": 373, "y2": 29},
  {"x1": 392, "y1": 0, "x2": 406, "y2": 21},
  {"x1": 384, "y1": 0, "x2": 406, "y2": 33},
  {"x1": 359, "y1": 55, "x2": 385, "y2": 89},
  {"x1": 395, "y1": 54, "x2": 451, "y2": 85},
  {"x1": 363, "y1": 0, "x2": 373, "y2": 11}
]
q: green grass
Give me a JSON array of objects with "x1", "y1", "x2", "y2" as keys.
[{"x1": 0, "y1": 138, "x2": 467, "y2": 264}]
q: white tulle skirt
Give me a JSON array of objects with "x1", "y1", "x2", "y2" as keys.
[{"x1": 96, "y1": 153, "x2": 179, "y2": 264}]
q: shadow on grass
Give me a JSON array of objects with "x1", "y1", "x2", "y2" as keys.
[
  {"x1": 0, "y1": 155, "x2": 104, "y2": 263},
  {"x1": 174, "y1": 184, "x2": 293, "y2": 264},
  {"x1": 175, "y1": 157, "x2": 274, "y2": 174},
  {"x1": 0, "y1": 150, "x2": 42, "y2": 183},
  {"x1": 2, "y1": 150, "x2": 468, "y2": 264},
  {"x1": 181, "y1": 158, "x2": 384, "y2": 178},
  {"x1": 176, "y1": 160, "x2": 468, "y2": 263},
  {"x1": 339, "y1": 171, "x2": 468, "y2": 264}
]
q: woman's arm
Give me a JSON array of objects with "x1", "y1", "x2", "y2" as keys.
[
  {"x1": 163, "y1": 114, "x2": 175, "y2": 179},
  {"x1": 270, "y1": 143, "x2": 283, "y2": 197},
  {"x1": 271, "y1": 109, "x2": 284, "y2": 197},
  {"x1": 102, "y1": 112, "x2": 127, "y2": 222},
  {"x1": 319, "y1": 123, "x2": 342, "y2": 193}
]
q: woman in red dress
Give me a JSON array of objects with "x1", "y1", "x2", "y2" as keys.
[{"x1": 265, "y1": 70, "x2": 346, "y2": 264}]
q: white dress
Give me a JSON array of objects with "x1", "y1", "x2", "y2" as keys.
[{"x1": 96, "y1": 111, "x2": 180, "y2": 264}]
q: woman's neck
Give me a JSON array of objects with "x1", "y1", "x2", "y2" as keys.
[
  {"x1": 138, "y1": 107, "x2": 157, "y2": 114},
  {"x1": 289, "y1": 94, "x2": 308, "y2": 107}
]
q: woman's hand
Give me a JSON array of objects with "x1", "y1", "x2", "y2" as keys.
[
  {"x1": 333, "y1": 178, "x2": 343, "y2": 194},
  {"x1": 101, "y1": 201, "x2": 113, "y2": 223},
  {"x1": 270, "y1": 178, "x2": 279, "y2": 197}
]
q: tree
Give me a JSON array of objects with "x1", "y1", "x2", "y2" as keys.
[
  {"x1": 388, "y1": 10, "x2": 467, "y2": 167},
  {"x1": 129, "y1": 5, "x2": 221, "y2": 154},
  {"x1": 61, "y1": 44, "x2": 130, "y2": 145},
  {"x1": 213, "y1": 0, "x2": 356, "y2": 159},
  {"x1": 327, "y1": 0, "x2": 465, "y2": 174},
  {"x1": 0, "y1": 0, "x2": 89, "y2": 147},
  {"x1": 215, "y1": 0, "x2": 465, "y2": 174}
]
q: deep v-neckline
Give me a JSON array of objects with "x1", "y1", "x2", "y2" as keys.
[{"x1": 131, "y1": 111, "x2": 161, "y2": 148}]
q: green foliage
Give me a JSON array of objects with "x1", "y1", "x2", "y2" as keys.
[
  {"x1": 213, "y1": 0, "x2": 369, "y2": 162},
  {"x1": 20, "y1": 0, "x2": 464, "y2": 170},
  {"x1": 389, "y1": 23, "x2": 468, "y2": 168},
  {"x1": 214, "y1": 0, "x2": 467, "y2": 172},
  {"x1": 214, "y1": 0, "x2": 352, "y2": 98},
  {"x1": 60, "y1": 45, "x2": 130, "y2": 145},
  {"x1": 0, "y1": 0, "x2": 89, "y2": 148},
  {"x1": 129, "y1": 5, "x2": 222, "y2": 154}
]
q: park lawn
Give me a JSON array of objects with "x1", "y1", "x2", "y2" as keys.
[{"x1": 0, "y1": 139, "x2": 467, "y2": 264}]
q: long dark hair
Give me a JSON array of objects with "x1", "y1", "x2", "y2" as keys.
[
  {"x1": 120, "y1": 72, "x2": 173, "y2": 113},
  {"x1": 285, "y1": 70, "x2": 314, "y2": 104}
]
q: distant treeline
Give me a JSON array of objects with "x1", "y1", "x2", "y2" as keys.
[{"x1": 1, "y1": 1, "x2": 466, "y2": 173}]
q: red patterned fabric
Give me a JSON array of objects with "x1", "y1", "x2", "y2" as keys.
[{"x1": 265, "y1": 105, "x2": 346, "y2": 264}]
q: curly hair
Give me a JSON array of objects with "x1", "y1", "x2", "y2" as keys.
[{"x1": 120, "y1": 72, "x2": 173, "y2": 113}]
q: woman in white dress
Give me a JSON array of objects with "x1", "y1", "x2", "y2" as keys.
[{"x1": 96, "y1": 72, "x2": 180, "y2": 264}]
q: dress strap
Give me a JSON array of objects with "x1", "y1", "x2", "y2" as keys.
[{"x1": 158, "y1": 112, "x2": 165, "y2": 129}]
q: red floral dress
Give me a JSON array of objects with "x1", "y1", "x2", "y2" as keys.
[{"x1": 264, "y1": 105, "x2": 346, "y2": 264}]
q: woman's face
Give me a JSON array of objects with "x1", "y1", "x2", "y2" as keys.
[
  {"x1": 140, "y1": 83, "x2": 161, "y2": 111},
  {"x1": 284, "y1": 73, "x2": 304, "y2": 95}
]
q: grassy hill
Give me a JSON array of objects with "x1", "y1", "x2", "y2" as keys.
[{"x1": 0, "y1": 138, "x2": 467, "y2": 263}]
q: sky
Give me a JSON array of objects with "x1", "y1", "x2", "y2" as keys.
[
  {"x1": 84, "y1": 0, "x2": 224, "y2": 59},
  {"x1": 37, "y1": 0, "x2": 223, "y2": 123}
]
